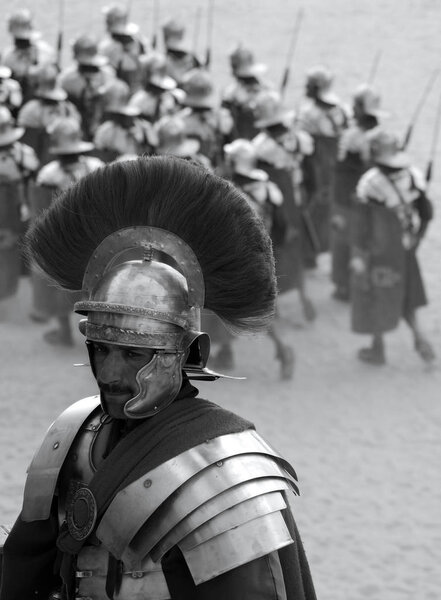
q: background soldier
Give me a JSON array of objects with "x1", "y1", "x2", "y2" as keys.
[
  {"x1": 253, "y1": 90, "x2": 317, "y2": 324},
  {"x1": 1, "y1": 155, "x2": 317, "y2": 600},
  {"x1": 154, "y1": 114, "x2": 212, "y2": 168},
  {"x1": 0, "y1": 107, "x2": 39, "y2": 301},
  {"x1": 59, "y1": 34, "x2": 115, "y2": 141},
  {"x1": 18, "y1": 63, "x2": 81, "y2": 166},
  {"x1": 1, "y1": 9, "x2": 55, "y2": 103},
  {"x1": 331, "y1": 83, "x2": 385, "y2": 301},
  {"x1": 297, "y1": 65, "x2": 348, "y2": 259},
  {"x1": 0, "y1": 65, "x2": 22, "y2": 118},
  {"x1": 29, "y1": 117, "x2": 103, "y2": 341},
  {"x1": 93, "y1": 78, "x2": 156, "y2": 161},
  {"x1": 351, "y1": 128, "x2": 435, "y2": 366}
]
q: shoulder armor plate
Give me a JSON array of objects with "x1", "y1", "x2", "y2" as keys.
[
  {"x1": 21, "y1": 396, "x2": 101, "y2": 521},
  {"x1": 97, "y1": 430, "x2": 298, "y2": 582}
]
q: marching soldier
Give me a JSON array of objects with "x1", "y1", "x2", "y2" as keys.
[
  {"x1": 59, "y1": 34, "x2": 115, "y2": 140},
  {"x1": 1, "y1": 9, "x2": 55, "y2": 103},
  {"x1": 129, "y1": 52, "x2": 180, "y2": 123},
  {"x1": 216, "y1": 138, "x2": 296, "y2": 378},
  {"x1": 29, "y1": 117, "x2": 103, "y2": 340},
  {"x1": 222, "y1": 45, "x2": 270, "y2": 140},
  {"x1": 297, "y1": 65, "x2": 348, "y2": 259},
  {"x1": 1, "y1": 155, "x2": 317, "y2": 599},
  {"x1": 0, "y1": 65, "x2": 22, "y2": 118},
  {"x1": 351, "y1": 128, "x2": 435, "y2": 366},
  {"x1": 162, "y1": 18, "x2": 201, "y2": 86},
  {"x1": 0, "y1": 107, "x2": 39, "y2": 301},
  {"x1": 253, "y1": 90, "x2": 317, "y2": 323},
  {"x1": 331, "y1": 83, "x2": 385, "y2": 301},
  {"x1": 94, "y1": 78, "x2": 156, "y2": 161},
  {"x1": 178, "y1": 68, "x2": 233, "y2": 169},
  {"x1": 18, "y1": 63, "x2": 81, "y2": 166},
  {"x1": 99, "y1": 3, "x2": 148, "y2": 92}
]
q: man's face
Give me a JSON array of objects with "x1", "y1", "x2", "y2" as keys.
[{"x1": 91, "y1": 341, "x2": 155, "y2": 419}]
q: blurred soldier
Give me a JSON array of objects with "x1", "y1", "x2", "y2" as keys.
[
  {"x1": 0, "y1": 107, "x2": 39, "y2": 301},
  {"x1": 94, "y1": 78, "x2": 156, "y2": 161},
  {"x1": 331, "y1": 83, "x2": 385, "y2": 301},
  {"x1": 215, "y1": 138, "x2": 295, "y2": 378},
  {"x1": 297, "y1": 65, "x2": 348, "y2": 259},
  {"x1": 29, "y1": 117, "x2": 103, "y2": 341},
  {"x1": 129, "y1": 52, "x2": 180, "y2": 123},
  {"x1": 253, "y1": 90, "x2": 317, "y2": 323},
  {"x1": 99, "y1": 3, "x2": 148, "y2": 92},
  {"x1": 18, "y1": 63, "x2": 81, "y2": 166},
  {"x1": 0, "y1": 65, "x2": 22, "y2": 118},
  {"x1": 155, "y1": 114, "x2": 212, "y2": 169},
  {"x1": 178, "y1": 68, "x2": 233, "y2": 169},
  {"x1": 222, "y1": 45, "x2": 270, "y2": 140},
  {"x1": 59, "y1": 34, "x2": 115, "y2": 140},
  {"x1": 1, "y1": 155, "x2": 317, "y2": 599},
  {"x1": 1, "y1": 9, "x2": 55, "y2": 103},
  {"x1": 163, "y1": 18, "x2": 201, "y2": 85},
  {"x1": 351, "y1": 129, "x2": 435, "y2": 365}
]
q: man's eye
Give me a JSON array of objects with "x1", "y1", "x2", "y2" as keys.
[{"x1": 93, "y1": 344, "x2": 107, "y2": 353}]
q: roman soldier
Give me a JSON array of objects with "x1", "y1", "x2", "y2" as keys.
[
  {"x1": 1, "y1": 9, "x2": 55, "y2": 103},
  {"x1": 297, "y1": 65, "x2": 348, "y2": 258},
  {"x1": 253, "y1": 90, "x2": 317, "y2": 323},
  {"x1": 0, "y1": 107, "x2": 39, "y2": 301},
  {"x1": 28, "y1": 117, "x2": 104, "y2": 341},
  {"x1": 351, "y1": 128, "x2": 435, "y2": 366},
  {"x1": 1, "y1": 155, "x2": 317, "y2": 600},
  {"x1": 17, "y1": 63, "x2": 82, "y2": 166},
  {"x1": 331, "y1": 83, "x2": 386, "y2": 301},
  {"x1": 59, "y1": 34, "x2": 115, "y2": 140},
  {"x1": 93, "y1": 78, "x2": 156, "y2": 161}
]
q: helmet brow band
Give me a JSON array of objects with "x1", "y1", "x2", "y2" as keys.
[{"x1": 75, "y1": 301, "x2": 190, "y2": 328}]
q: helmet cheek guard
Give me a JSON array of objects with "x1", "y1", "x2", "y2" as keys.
[{"x1": 75, "y1": 226, "x2": 212, "y2": 420}]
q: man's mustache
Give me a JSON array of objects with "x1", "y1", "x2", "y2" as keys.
[{"x1": 98, "y1": 383, "x2": 132, "y2": 395}]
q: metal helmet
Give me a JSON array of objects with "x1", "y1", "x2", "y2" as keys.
[
  {"x1": 162, "y1": 18, "x2": 185, "y2": 45},
  {"x1": 75, "y1": 226, "x2": 208, "y2": 418},
  {"x1": 223, "y1": 139, "x2": 267, "y2": 181},
  {"x1": 8, "y1": 9, "x2": 34, "y2": 37},
  {"x1": 181, "y1": 69, "x2": 215, "y2": 109},
  {"x1": 0, "y1": 106, "x2": 25, "y2": 147},
  {"x1": 102, "y1": 4, "x2": 128, "y2": 29}
]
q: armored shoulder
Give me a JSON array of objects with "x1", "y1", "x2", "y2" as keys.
[
  {"x1": 21, "y1": 396, "x2": 100, "y2": 521},
  {"x1": 97, "y1": 429, "x2": 298, "y2": 585}
]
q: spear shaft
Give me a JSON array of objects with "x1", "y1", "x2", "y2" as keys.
[
  {"x1": 401, "y1": 69, "x2": 440, "y2": 150},
  {"x1": 280, "y1": 7, "x2": 304, "y2": 97}
]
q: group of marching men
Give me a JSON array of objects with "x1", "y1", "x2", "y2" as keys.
[{"x1": 0, "y1": 4, "x2": 436, "y2": 375}]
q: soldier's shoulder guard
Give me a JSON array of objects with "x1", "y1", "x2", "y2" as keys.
[
  {"x1": 36, "y1": 160, "x2": 65, "y2": 187},
  {"x1": 97, "y1": 429, "x2": 298, "y2": 585},
  {"x1": 21, "y1": 396, "x2": 101, "y2": 522},
  {"x1": 356, "y1": 166, "x2": 385, "y2": 202}
]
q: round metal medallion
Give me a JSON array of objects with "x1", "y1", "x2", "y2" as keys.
[{"x1": 66, "y1": 487, "x2": 98, "y2": 541}]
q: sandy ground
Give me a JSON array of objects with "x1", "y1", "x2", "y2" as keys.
[{"x1": 1, "y1": 1, "x2": 441, "y2": 599}]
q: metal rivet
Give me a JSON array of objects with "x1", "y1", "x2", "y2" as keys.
[
  {"x1": 216, "y1": 460, "x2": 223, "y2": 467},
  {"x1": 143, "y1": 479, "x2": 152, "y2": 488},
  {"x1": 53, "y1": 442, "x2": 60, "y2": 450}
]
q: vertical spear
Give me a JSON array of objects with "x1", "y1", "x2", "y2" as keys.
[
  {"x1": 151, "y1": 0, "x2": 159, "y2": 49},
  {"x1": 205, "y1": 0, "x2": 215, "y2": 69},
  {"x1": 367, "y1": 49, "x2": 382, "y2": 85},
  {"x1": 280, "y1": 7, "x2": 304, "y2": 98},
  {"x1": 56, "y1": 0, "x2": 65, "y2": 70},
  {"x1": 401, "y1": 69, "x2": 440, "y2": 150},
  {"x1": 425, "y1": 83, "x2": 441, "y2": 184}
]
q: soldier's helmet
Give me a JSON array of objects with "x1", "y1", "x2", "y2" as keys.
[
  {"x1": 353, "y1": 83, "x2": 386, "y2": 119},
  {"x1": 253, "y1": 90, "x2": 294, "y2": 129},
  {"x1": 8, "y1": 9, "x2": 35, "y2": 39},
  {"x1": 102, "y1": 78, "x2": 140, "y2": 116},
  {"x1": 230, "y1": 45, "x2": 267, "y2": 80},
  {"x1": 162, "y1": 18, "x2": 185, "y2": 46},
  {"x1": 141, "y1": 52, "x2": 177, "y2": 91},
  {"x1": 155, "y1": 115, "x2": 200, "y2": 157},
  {"x1": 181, "y1": 69, "x2": 215, "y2": 109},
  {"x1": 0, "y1": 106, "x2": 24, "y2": 147},
  {"x1": 72, "y1": 34, "x2": 108, "y2": 67},
  {"x1": 31, "y1": 63, "x2": 67, "y2": 102},
  {"x1": 224, "y1": 138, "x2": 268, "y2": 181},
  {"x1": 26, "y1": 156, "x2": 276, "y2": 418},
  {"x1": 47, "y1": 117, "x2": 94, "y2": 155},
  {"x1": 305, "y1": 65, "x2": 339, "y2": 105},
  {"x1": 102, "y1": 4, "x2": 128, "y2": 30},
  {"x1": 367, "y1": 128, "x2": 410, "y2": 169}
]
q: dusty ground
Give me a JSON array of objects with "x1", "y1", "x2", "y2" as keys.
[{"x1": 1, "y1": 1, "x2": 441, "y2": 599}]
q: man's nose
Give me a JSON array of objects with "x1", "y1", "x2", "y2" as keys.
[{"x1": 97, "y1": 351, "x2": 123, "y2": 385}]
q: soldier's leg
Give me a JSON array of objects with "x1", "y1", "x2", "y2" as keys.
[
  {"x1": 296, "y1": 267, "x2": 317, "y2": 322},
  {"x1": 358, "y1": 333, "x2": 386, "y2": 365},
  {"x1": 267, "y1": 321, "x2": 295, "y2": 380},
  {"x1": 403, "y1": 310, "x2": 436, "y2": 363},
  {"x1": 43, "y1": 315, "x2": 74, "y2": 347}
]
